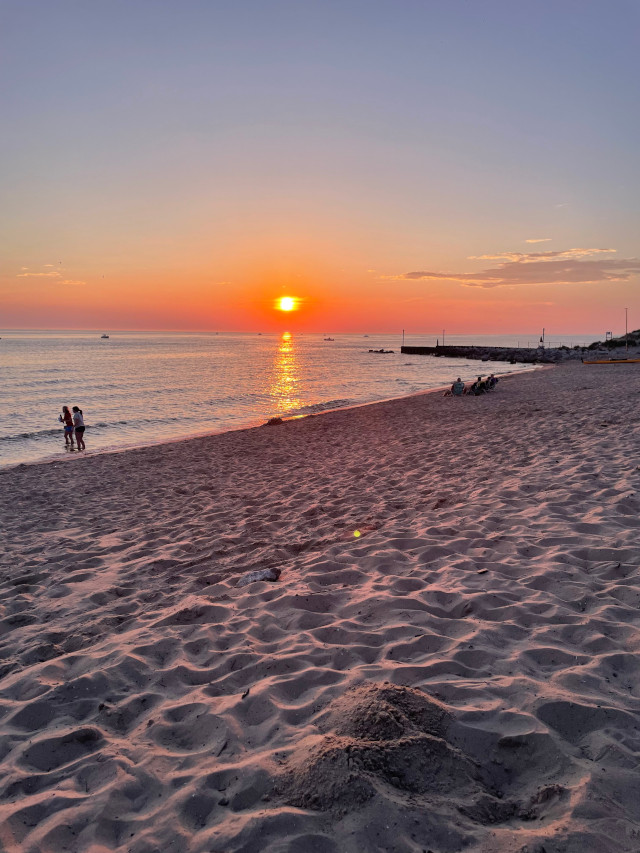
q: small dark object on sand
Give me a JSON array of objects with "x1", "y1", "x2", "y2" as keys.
[
  {"x1": 265, "y1": 417, "x2": 283, "y2": 426},
  {"x1": 236, "y1": 567, "x2": 282, "y2": 587}
]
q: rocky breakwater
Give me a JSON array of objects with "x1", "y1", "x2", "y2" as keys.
[{"x1": 401, "y1": 345, "x2": 593, "y2": 363}]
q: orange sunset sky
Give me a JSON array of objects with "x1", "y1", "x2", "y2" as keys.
[{"x1": 1, "y1": 2, "x2": 638, "y2": 336}]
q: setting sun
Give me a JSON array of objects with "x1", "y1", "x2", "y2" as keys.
[{"x1": 278, "y1": 296, "x2": 296, "y2": 312}]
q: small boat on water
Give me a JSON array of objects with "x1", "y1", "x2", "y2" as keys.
[
  {"x1": 324, "y1": 337, "x2": 335, "y2": 341},
  {"x1": 101, "y1": 334, "x2": 109, "y2": 339},
  {"x1": 582, "y1": 357, "x2": 640, "y2": 364}
]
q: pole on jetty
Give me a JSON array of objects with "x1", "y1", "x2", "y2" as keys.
[
  {"x1": 442, "y1": 329, "x2": 445, "y2": 347},
  {"x1": 402, "y1": 328, "x2": 405, "y2": 347},
  {"x1": 625, "y1": 308, "x2": 629, "y2": 352}
]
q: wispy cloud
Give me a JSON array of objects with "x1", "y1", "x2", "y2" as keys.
[
  {"x1": 17, "y1": 271, "x2": 62, "y2": 278},
  {"x1": 396, "y1": 248, "x2": 640, "y2": 289},
  {"x1": 62, "y1": 279, "x2": 86, "y2": 286},
  {"x1": 525, "y1": 238, "x2": 552, "y2": 244},
  {"x1": 467, "y1": 248, "x2": 616, "y2": 263}
]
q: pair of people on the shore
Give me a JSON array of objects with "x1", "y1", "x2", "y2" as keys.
[{"x1": 59, "y1": 405, "x2": 86, "y2": 450}]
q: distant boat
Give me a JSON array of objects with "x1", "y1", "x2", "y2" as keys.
[
  {"x1": 324, "y1": 337, "x2": 335, "y2": 341},
  {"x1": 101, "y1": 334, "x2": 109, "y2": 339}
]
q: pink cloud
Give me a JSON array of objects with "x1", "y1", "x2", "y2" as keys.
[
  {"x1": 17, "y1": 271, "x2": 62, "y2": 278},
  {"x1": 398, "y1": 248, "x2": 640, "y2": 289}
]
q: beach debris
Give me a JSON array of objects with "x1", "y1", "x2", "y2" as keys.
[
  {"x1": 265, "y1": 417, "x2": 283, "y2": 426},
  {"x1": 236, "y1": 567, "x2": 281, "y2": 587},
  {"x1": 241, "y1": 688, "x2": 250, "y2": 699}
]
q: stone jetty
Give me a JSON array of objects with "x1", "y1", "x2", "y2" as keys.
[{"x1": 401, "y1": 345, "x2": 597, "y2": 363}]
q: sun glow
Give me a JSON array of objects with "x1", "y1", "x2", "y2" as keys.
[{"x1": 277, "y1": 296, "x2": 296, "y2": 312}]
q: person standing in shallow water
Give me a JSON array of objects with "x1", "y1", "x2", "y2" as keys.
[
  {"x1": 59, "y1": 405, "x2": 75, "y2": 448},
  {"x1": 72, "y1": 406, "x2": 86, "y2": 450}
]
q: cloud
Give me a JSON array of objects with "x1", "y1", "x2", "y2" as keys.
[
  {"x1": 61, "y1": 279, "x2": 86, "y2": 286},
  {"x1": 17, "y1": 271, "x2": 62, "y2": 278},
  {"x1": 43, "y1": 263, "x2": 55, "y2": 267},
  {"x1": 467, "y1": 248, "x2": 616, "y2": 263},
  {"x1": 525, "y1": 238, "x2": 552, "y2": 243},
  {"x1": 397, "y1": 248, "x2": 640, "y2": 289}
]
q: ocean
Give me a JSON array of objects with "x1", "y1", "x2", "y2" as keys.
[{"x1": 0, "y1": 330, "x2": 596, "y2": 469}]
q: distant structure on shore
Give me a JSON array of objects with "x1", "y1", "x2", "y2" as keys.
[{"x1": 401, "y1": 330, "x2": 640, "y2": 364}]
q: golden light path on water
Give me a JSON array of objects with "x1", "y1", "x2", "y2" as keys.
[{"x1": 268, "y1": 332, "x2": 304, "y2": 416}]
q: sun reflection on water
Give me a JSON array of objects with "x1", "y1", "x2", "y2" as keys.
[{"x1": 268, "y1": 332, "x2": 304, "y2": 416}]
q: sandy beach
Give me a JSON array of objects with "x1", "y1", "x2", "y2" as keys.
[{"x1": 1, "y1": 361, "x2": 640, "y2": 853}]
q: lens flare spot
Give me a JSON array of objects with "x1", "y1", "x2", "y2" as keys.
[{"x1": 354, "y1": 530, "x2": 361, "y2": 538}]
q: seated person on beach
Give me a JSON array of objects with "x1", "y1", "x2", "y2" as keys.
[
  {"x1": 469, "y1": 376, "x2": 486, "y2": 395},
  {"x1": 451, "y1": 377, "x2": 465, "y2": 396},
  {"x1": 487, "y1": 373, "x2": 498, "y2": 390}
]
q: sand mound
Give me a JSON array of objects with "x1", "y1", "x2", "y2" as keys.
[
  {"x1": 279, "y1": 684, "x2": 477, "y2": 811},
  {"x1": 278, "y1": 682, "x2": 575, "y2": 845}
]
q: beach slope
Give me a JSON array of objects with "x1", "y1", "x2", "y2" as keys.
[{"x1": 1, "y1": 362, "x2": 640, "y2": 852}]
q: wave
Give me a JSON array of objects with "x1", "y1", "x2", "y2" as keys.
[
  {"x1": 0, "y1": 422, "x2": 122, "y2": 442},
  {"x1": 282, "y1": 398, "x2": 353, "y2": 416},
  {"x1": 0, "y1": 427, "x2": 67, "y2": 442},
  {"x1": 0, "y1": 414, "x2": 201, "y2": 443}
]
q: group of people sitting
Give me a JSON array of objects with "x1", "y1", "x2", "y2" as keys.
[{"x1": 445, "y1": 374, "x2": 499, "y2": 397}]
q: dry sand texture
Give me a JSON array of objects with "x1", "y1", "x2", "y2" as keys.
[{"x1": 1, "y1": 362, "x2": 640, "y2": 853}]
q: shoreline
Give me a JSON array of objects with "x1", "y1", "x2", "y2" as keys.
[
  {"x1": 2, "y1": 360, "x2": 640, "y2": 851},
  {"x1": 1, "y1": 362, "x2": 542, "y2": 475}
]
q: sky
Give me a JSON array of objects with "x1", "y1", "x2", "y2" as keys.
[{"x1": 1, "y1": 0, "x2": 639, "y2": 334}]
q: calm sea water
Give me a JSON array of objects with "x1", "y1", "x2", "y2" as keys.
[{"x1": 0, "y1": 330, "x2": 595, "y2": 469}]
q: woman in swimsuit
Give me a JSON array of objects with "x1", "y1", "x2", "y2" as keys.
[
  {"x1": 59, "y1": 405, "x2": 75, "y2": 448},
  {"x1": 72, "y1": 406, "x2": 86, "y2": 451}
]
